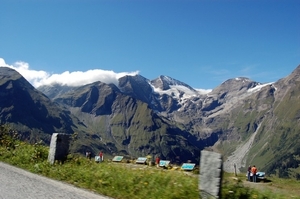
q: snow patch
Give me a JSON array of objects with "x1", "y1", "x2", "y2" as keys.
[
  {"x1": 152, "y1": 84, "x2": 200, "y2": 100},
  {"x1": 247, "y1": 82, "x2": 273, "y2": 93}
]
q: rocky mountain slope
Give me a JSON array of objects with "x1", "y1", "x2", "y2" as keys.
[
  {"x1": 1, "y1": 65, "x2": 300, "y2": 179},
  {"x1": 0, "y1": 68, "x2": 201, "y2": 163},
  {"x1": 0, "y1": 67, "x2": 84, "y2": 142},
  {"x1": 221, "y1": 66, "x2": 300, "y2": 178}
]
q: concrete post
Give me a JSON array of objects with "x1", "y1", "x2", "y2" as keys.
[
  {"x1": 199, "y1": 150, "x2": 223, "y2": 199},
  {"x1": 48, "y1": 133, "x2": 71, "y2": 164}
]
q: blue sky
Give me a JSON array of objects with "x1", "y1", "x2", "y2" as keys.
[{"x1": 0, "y1": 0, "x2": 299, "y2": 89}]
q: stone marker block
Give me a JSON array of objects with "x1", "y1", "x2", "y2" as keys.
[
  {"x1": 112, "y1": 156, "x2": 123, "y2": 162},
  {"x1": 199, "y1": 150, "x2": 223, "y2": 199},
  {"x1": 136, "y1": 157, "x2": 147, "y2": 164},
  {"x1": 159, "y1": 160, "x2": 170, "y2": 167},
  {"x1": 48, "y1": 133, "x2": 71, "y2": 164},
  {"x1": 181, "y1": 163, "x2": 196, "y2": 171}
]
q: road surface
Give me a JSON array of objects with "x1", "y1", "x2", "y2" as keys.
[{"x1": 0, "y1": 162, "x2": 112, "y2": 199}]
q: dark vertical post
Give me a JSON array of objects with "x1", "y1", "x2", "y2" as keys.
[
  {"x1": 48, "y1": 133, "x2": 70, "y2": 164},
  {"x1": 234, "y1": 163, "x2": 237, "y2": 176}
]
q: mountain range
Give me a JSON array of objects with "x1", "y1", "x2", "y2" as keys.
[{"x1": 0, "y1": 65, "x2": 299, "y2": 179}]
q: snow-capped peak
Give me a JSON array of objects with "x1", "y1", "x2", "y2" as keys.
[
  {"x1": 149, "y1": 75, "x2": 208, "y2": 102},
  {"x1": 151, "y1": 75, "x2": 196, "y2": 91}
]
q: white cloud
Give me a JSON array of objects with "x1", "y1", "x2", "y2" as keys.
[
  {"x1": 0, "y1": 58, "x2": 139, "y2": 88},
  {"x1": 0, "y1": 58, "x2": 49, "y2": 87},
  {"x1": 0, "y1": 58, "x2": 6, "y2": 66}
]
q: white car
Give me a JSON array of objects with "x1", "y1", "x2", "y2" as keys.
[{"x1": 246, "y1": 172, "x2": 266, "y2": 182}]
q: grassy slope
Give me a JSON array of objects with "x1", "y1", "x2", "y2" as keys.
[
  {"x1": 216, "y1": 84, "x2": 300, "y2": 179},
  {"x1": 1, "y1": 127, "x2": 299, "y2": 199},
  {"x1": 249, "y1": 84, "x2": 300, "y2": 179}
]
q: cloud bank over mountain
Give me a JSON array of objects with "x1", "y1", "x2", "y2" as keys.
[{"x1": 0, "y1": 58, "x2": 139, "y2": 88}]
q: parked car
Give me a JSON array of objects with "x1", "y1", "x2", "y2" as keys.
[{"x1": 246, "y1": 171, "x2": 266, "y2": 182}]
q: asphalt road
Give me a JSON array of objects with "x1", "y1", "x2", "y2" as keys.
[{"x1": 0, "y1": 162, "x2": 113, "y2": 199}]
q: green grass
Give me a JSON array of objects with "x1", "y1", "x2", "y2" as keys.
[
  {"x1": 1, "y1": 128, "x2": 300, "y2": 199},
  {"x1": 0, "y1": 138, "x2": 199, "y2": 199},
  {"x1": 223, "y1": 173, "x2": 300, "y2": 199}
]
